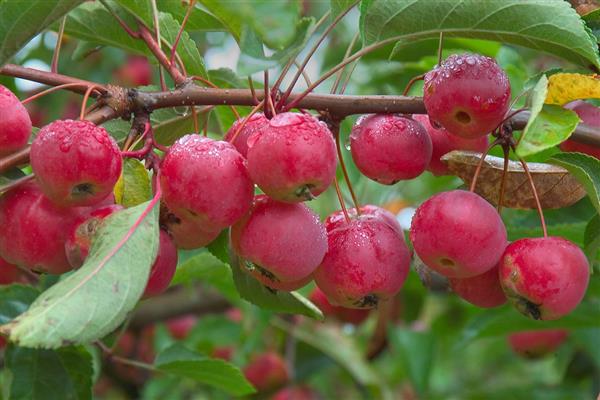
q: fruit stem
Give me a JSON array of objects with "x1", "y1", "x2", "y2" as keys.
[
  {"x1": 334, "y1": 179, "x2": 352, "y2": 223},
  {"x1": 437, "y1": 32, "x2": 444, "y2": 66},
  {"x1": 228, "y1": 100, "x2": 265, "y2": 144},
  {"x1": 21, "y1": 83, "x2": 103, "y2": 105},
  {"x1": 248, "y1": 76, "x2": 259, "y2": 105},
  {"x1": 331, "y1": 32, "x2": 359, "y2": 94},
  {"x1": 497, "y1": 144, "x2": 510, "y2": 213},
  {"x1": 264, "y1": 71, "x2": 277, "y2": 118},
  {"x1": 79, "y1": 84, "x2": 104, "y2": 120},
  {"x1": 293, "y1": 60, "x2": 312, "y2": 87},
  {"x1": 51, "y1": 17, "x2": 67, "y2": 73},
  {"x1": 169, "y1": 0, "x2": 196, "y2": 65},
  {"x1": 514, "y1": 150, "x2": 548, "y2": 238},
  {"x1": 332, "y1": 121, "x2": 361, "y2": 214},
  {"x1": 191, "y1": 76, "x2": 241, "y2": 119},
  {"x1": 98, "y1": 0, "x2": 141, "y2": 39},
  {"x1": 191, "y1": 106, "x2": 199, "y2": 133},
  {"x1": 402, "y1": 74, "x2": 425, "y2": 96},
  {"x1": 469, "y1": 138, "x2": 501, "y2": 192},
  {"x1": 0, "y1": 174, "x2": 35, "y2": 195}
]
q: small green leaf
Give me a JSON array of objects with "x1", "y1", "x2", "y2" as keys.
[
  {"x1": 0, "y1": 0, "x2": 85, "y2": 65},
  {"x1": 584, "y1": 214, "x2": 600, "y2": 268},
  {"x1": 388, "y1": 329, "x2": 435, "y2": 397},
  {"x1": 550, "y1": 152, "x2": 600, "y2": 214},
  {"x1": 155, "y1": 343, "x2": 255, "y2": 396},
  {"x1": 4, "y1": 345, "x2": 93, "y2": 400},
  {"x1": 360, "y1": 0, "x2": 600, "y2": 69},
  {"x1": 172, "y1": 251, "x2": 238, "y2": 302},
  {"x1": 114, "y1": 158, "x2": 152, "y2": 207},
  {"x1": 2, "y1": 199, "x2": 160, "y2": 348},
  {"x1": 206, "y1": 230, "x2": 230, "y2": 265},
  {"x1": 516, "y1": 105, "x2": 580, "y2": 158},
  {"x1": 0, "y1": 285, "x2": 39, "y2": 324},
  {"x1": 230, "y1": 254, "x2": 323, "y2": 320}
]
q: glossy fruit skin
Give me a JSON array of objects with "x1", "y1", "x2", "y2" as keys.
[
  {"x1": 507, "y1": 329, "x2": 569, "y2": 359},
  {"x1": 560, "y1": 101, "x2": 600, "y2": 158},
  {"x1": 410, "y1": 190, "x2": 507, "y2": 278},
  {"x1": 246, "y1": 112, "x2": 337, "y2": 202},
  {"x1": 499, "y1": 237, "x2": 589, "y2": 320},
  {"x1": 30, "y1": 120, "x2": 122, "y2": 207},
  {"x1": 0, "y1": 85, "x2": 32, "y2": 157},
  {"x1": 166, "y1": 314, "x2": 197, "y2": 339},
  {"x1": 161, "y1": 135, "x2": 254, "y2": 229},
  {"x1": 224, "y1": 113, "x2": 268, "y2": 158},
  {"x1": 161, "y1": 205, "x2": 221, "y2": 250},
  {"x1": 325, "y1": 204, "x2": 402, "y2": 236},
  {"x1": 0, "y1": 257, "x2": 24, "y2": 285},
  {"x1": 412, "y1": 114, "x2": 488, "y2": 176},
  {"x1": 449, "y1": 264, "x2": 506, "y2": 308},
  {"x1": 309, "y1": 287, "x2": 370, "y2": 325},
  {"x1": 231, "y1": 195, "x2": 327, "y2": 291},
  {"x1": 65, "y1": 204, "x2": 123, "y2": 268},
  {"x1": 315, "y1": 216, "x2": 411, "y2": 308},
  {"x1": 244, "y1": 352, "x2": 289, "y2": 392},
  {"x1": 423, "y1": 54, "x2": 511, "y2": 139},
  {"x1": 143, "y1": 230, "x2": 178, "y2": 298},
  {"x1": 0, "y1": 182, "x2": 85, "y2": 273},
  {"x1": 350, "y1": 114, "x2": 432, "y2": 184}
]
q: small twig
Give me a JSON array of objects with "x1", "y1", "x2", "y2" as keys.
[
  {"x1": 332, "y1": 121, "x2": 361, "y2": 213},
  {"x1": 334, "y1": 179, "x2": 351, "y2": 223},
  {"x1": 191, "y1": 106, "x2": 199, "y2": 133},
  {"x1": 21, "y1": 83, "x2": 102, "y2": 105},
  {"x1": 338, "y1": 60, "x2": 359, "y2": 95},
  {"x1": 331, "y1": 32, "x2": 359, "y2": 94},
  {"x1": 169, "y1": 0, "x2": 196, "y2": 65},
  {"x1": 51, "y1": 17, "x2": 67, "y2": 73},
  {"x1": 497, "y1": 144, "x2": 510, "y2": 213},
  {"x1": 513, "y1": 147, "x2": 548, "y2": 237},
  {"x1": 264, "y1": 71, "x2": 276, "y2": 117},
  {"x1": 248, "y1": 76, "x2": 259, "y2": 105},
  {"x1": 402, "y1": 74, "x2": 425, "y2": 97},
  {"x1": 437, "y1": 32, "x2": 444, "y2": 66},
  {"x1": 79, "y1": 85, "x2": 103, "y2": 120},
  {"x1": 98, "y1": 0, "x2": 140, "y2": 38},
  {"x1": 293, "y1": 60, "x2": 312, "y2": 87}
]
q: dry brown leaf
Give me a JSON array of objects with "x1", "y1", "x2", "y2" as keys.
[{"x1": 441, "y1": 150, "x2": 586, "y2": 209}]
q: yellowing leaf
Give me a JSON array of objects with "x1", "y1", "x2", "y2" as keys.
[{"x1": 546, "y1": 73, "x2": 600, "y2": 105}]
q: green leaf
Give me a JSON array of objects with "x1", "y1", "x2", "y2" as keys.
[
  {"x1": 172, "y1": 251, "x2": 239, "y2": 302},
  {"x1": 516, "y1": 105, "x2": 580, "y2": 158},
  {"x1": 155, "y1": 343, "x2": 255, "y2": 396},
  {"x1": 0, "y1": 0, "x2": 85, "y2": 65},
  {"x1": 114, "y1": 158, "x2": 152, "y2": 207},
  {"x1": 1, "y1": 199, "x2": 160, "y2": 348},
  {"x1": 156, "y1": 0, "x2": 225, "y2": 32},
  {"x1": 64, "y1": 2, "x2": 150, "y2": 55},
  {"x1": 237, "y1": 17, "x2": 315, "y2": 76},
  {"x1": 230, "y1": 254, "x2": 323, "y2": 320},
  {"x1": 273, "y1": 318, "x2": 391, "y2": 398},
  {"x1": 4, "y1": 345, "x2": 93, "y2": 400},
  {"x1": 550, "y1": 152, "x2": 600, "y2": 214},
  {"x1": 388, "y1": 329, "x2": 435, "y2": 397},
  {"x1": 331, "y1": 0, "x2": 358, "y2": 19},
  {"x1": 360, "y1": 0, "x2": 600, "y2": 69},
  {"x1": 584, "y1": 214, "x2": 600, "y2": 267},
  {"x1": 0, "y1": 285, "x2": 39, "y2": 324},
  {"x1": 159, "y1": 11, "x2": 207, "y2": 79},
  {"x1": 206, "y1": 229, "x2": 230, "y2": 265}
]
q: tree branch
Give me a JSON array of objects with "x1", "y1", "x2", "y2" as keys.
[{"x1": 1, "y1": 64, "x2": 598, "y2": 174}]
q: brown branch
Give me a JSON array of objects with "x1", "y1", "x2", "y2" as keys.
[
  {"x1": 0, "y1": 64, "x2": 106, "y2": 95},
  {"x1": 138, "y1": 26, "x2": 186, "y2": 85}
]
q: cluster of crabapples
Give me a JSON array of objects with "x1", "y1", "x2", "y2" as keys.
[{"x1": 0, "y1": 52, "x2": 592, "y2": 324}]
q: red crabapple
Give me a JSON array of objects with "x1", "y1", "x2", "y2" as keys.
[
  {"x1": 412, "y1": 114, "x2": 488, "y2": 176},
  {"x1": 0, "y1": 181, "x2": 85, "y2": 273},
  {"x1": 224, "y1": 113, "x2": 268, "y2": 158},
  {"x1": 212, "y1": 346, "x2": 234, "y2": 361},
  {"x1": 271, "y1": 386, "x2": 320, "y2": 400},
  {"x1": 499, "y1": 237, "x2": 589, "y2": 320},
  {"x1": 243, "y1": 352, "x2": 289, "y2": 392},
  {"x1": 160, "y1": 135, "x2": 253, "y2": 229},
  {"x1": 507, "y1": 329, "x2": 569, "y2": 359},
  {"x1": 114, "y1": 56, "x2": 153, "y2": 87},
  {"x1": 309, "y1": 286, "x2": 370, "y2": 325},
  {"x1": 423, "y1": 54, "x2": 511, "y2": 139},
  {"x1": 449, "y1": 264, "x2": 506, "y2": 308},
  {"x1": 0, "y1": 257, "x2": 24, "y2": 285},
  {"x1": 30, "y1": 120, "x2": 122, "y2": 207},
  {"x1": 410, "y1": 190, "x2": 507, "y2": 278},
  {"x1": 560, "y1": 101, "x2": 600, "y2": 158},
  {"x1": 65, "y1": 204, "x2": 123, "y2": 268},
  {"x1": 166, "y1": 314, "x2": 197, "y2": 340},
  {"x1": 325, "y1": 204, "x2": 402, "y2": 236},
  {"x1": 314, "y1": 216, "x2": 411, "y2": 308},
  {"x1": 231, "y1": 195, "x2": 327, "y2": 291},
  {"x1": 0, "y1": 85, "x2": 32, "y2": 157},
  {"x1": 161, "y1": 206, "x2": 221, "y2": 250},
  {"x1": 143, "y1": 230, "x2": 178, "y2": 298},
  {"x1": 246, "y1": 112, "x2": 337, "y2": 202},
  {"x1": 350, "y1": 114, "x2": 432, "y2": 184}
]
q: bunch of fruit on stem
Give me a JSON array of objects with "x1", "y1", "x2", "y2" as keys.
[{"x1": 0, "y1": 52, "x2": 593, "y2": 325}]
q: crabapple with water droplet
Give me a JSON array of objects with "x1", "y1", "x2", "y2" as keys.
[
  {"x1": 0, "y1": 85, "x2": 32, "y2": 157},
  {"x1": 224, "y1": 113, "x2": 268, "y2": 158}
]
